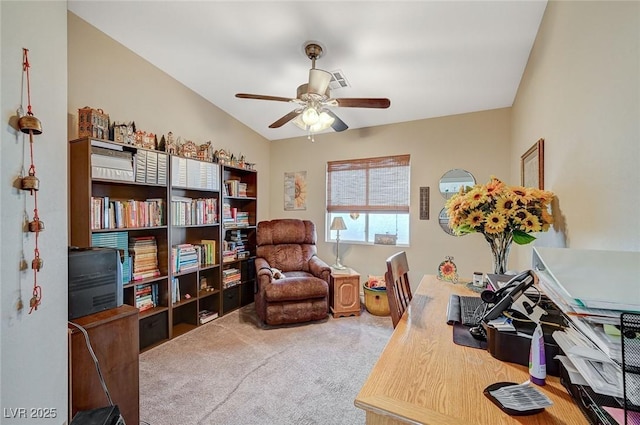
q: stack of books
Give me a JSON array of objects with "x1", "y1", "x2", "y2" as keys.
[
  {"x1": 237, "y1": 182, "x2": 248, "y2": 197},
  {"x1": 235, "y1": 211, "x2": 249, "y2": 227},
  {"x1": 135, "y1": 283, "x2": 158, "y2": 312},
  {"x1": 171, "y1": 243, "x2": 200, "y2": 273},
  {"x1": 228, "y1": 231, "x2": 249, "y2": 259},
  {"x1": 198, "y1": 309, "x2": 219, "y2": 324},
  {"x1": 222, "y1": 268, "x2": 241, "y2": 288},
  {"x1": 129, "y1": 236, "x2": 160, "y2": 281}
]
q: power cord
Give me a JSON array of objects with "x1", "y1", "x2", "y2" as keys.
[{"x1": 68, "y1": 321, "x2": 114, "y2": 406}]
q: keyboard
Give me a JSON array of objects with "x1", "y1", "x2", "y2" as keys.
[{"x1": 459, "y1": 296, "x2": 485, "y2": 326}]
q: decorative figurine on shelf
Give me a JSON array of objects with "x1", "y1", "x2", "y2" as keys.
[
  {"x1": 214, "y1": 149, "x2": 229, "y2": 164},
  {"x1": 125, "y1": 122, "x2": 136, "y2": 145},
  {"x1": 198, "y1": 141, "x2": 213, "y2": 162},
  {"x1": 239, "y1": 154, "x2": 246, "y2": 168},
  {"x1": 143, "y1": 132, "x2": 156, "y2": 150},
  {"x1": 181, "y1": 139, "x2": 197, "y2": 158},
  {"x1": 112, "y1": 123, "x2": 127, "y2": 144},
  {"x1": 134, "y1": 130, "x2": 145, "y2": 148},
  {"x1": 437, "y1": 256, "x2": 459, "y2": 283},
  {"x1": 165, "y1": 131, "x2": 177, "y2": 155}
]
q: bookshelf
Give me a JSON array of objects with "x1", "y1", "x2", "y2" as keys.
[
  {"x1": 169, "y1": 155, "x2": 221, "y2": 338},
  {"x1": 222, "y1": 164, "x2": 257, "y2": 312},
  {"x1": 69, "y1": 137, "x2": 258, "y2": 351}
]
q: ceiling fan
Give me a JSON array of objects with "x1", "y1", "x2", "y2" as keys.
[{"x1": 235, "y1": 42, "x2": 391, "y2": 137}]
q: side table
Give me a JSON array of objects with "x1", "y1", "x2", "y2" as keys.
[{"x1": 330, "y1": 268, "x2": 361, "y2": 318}]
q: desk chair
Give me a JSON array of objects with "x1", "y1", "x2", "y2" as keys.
[{"x1": 385, "y1": 251, "x2": 412, "y2": 328}]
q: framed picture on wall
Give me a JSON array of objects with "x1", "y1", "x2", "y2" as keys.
[{"x1": 521, "y1": 138, "x2": 544, "y2": 189}]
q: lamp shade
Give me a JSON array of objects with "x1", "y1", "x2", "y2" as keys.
[{"x1": 330, "y1": 217, "x2": 347, "y2": 231}]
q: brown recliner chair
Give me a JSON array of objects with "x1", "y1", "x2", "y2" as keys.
[{"x1": 254, "y1": 219, "x2": 331, "y2": 325}]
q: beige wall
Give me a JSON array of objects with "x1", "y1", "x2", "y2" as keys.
[
  {"x1": 269, "y1": 0, "x2": 640, "y2": 285},
  {"x1": 509, "y1": 0, "x2": 640, "y2": 270},
  {"x1": 1, "y1": 1, "x2": 68, "y2": 419},
  {"x1": 269, "y1": 108, "x2": 512, "y2": 283},
  {"x1": 67, "y1": 12, "x2": 271, "y2": 222}
]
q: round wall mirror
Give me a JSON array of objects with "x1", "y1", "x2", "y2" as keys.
[
  {"x1": 438, "y1": 208, "x2": 458, "y2": 236},
  {"x1": 439, "y1": 169, "x2": 475, "y2": 199}
]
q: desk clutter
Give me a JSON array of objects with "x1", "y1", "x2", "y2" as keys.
[{"x1": 445, "y1": 248, "x2": 640, "y2": 423}]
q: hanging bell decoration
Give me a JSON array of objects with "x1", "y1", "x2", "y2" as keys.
[
  {"x1": 28, "y1": 219, "x2": 45, "y2": 233},
  {"x1": 21, "y1": 169, "x2": 40, "y2": 193},
  {"x1": 18, "y1": 113, "x2": 42, "y2": 135},
  {"x1": 31, "y1": 257, "x2": 43, "y2": 271}
]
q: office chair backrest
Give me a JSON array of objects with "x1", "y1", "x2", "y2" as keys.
[{"x1": 385, "y1": 251, "x2": 412, "y2": 328}]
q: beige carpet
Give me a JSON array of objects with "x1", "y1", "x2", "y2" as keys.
[{"x1": 139, "y1": 303, "x2": 393, "y2": 425}]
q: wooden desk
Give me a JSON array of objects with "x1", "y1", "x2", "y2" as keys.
[{"x1": 355, "y1": 275, "x2": 588, "y2": 425}]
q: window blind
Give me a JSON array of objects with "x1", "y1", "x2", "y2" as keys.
[{"x1": 327, "y1": 154, "x2": 410, "y2": 213}]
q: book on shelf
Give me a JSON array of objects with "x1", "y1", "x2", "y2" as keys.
[
  {"x1": 198, "y1": 310, "x2": 219, "y2": 324},
  {"x1": 171, "y1": 277, "x2": 182, "y2": 304},
  {"x1": 200, "y1": 239, "x2": 216, "y2": 265}
]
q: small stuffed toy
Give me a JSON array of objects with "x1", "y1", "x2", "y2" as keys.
[{"x1": 271, "y1": 268, "x2": 286, "y2": 279}]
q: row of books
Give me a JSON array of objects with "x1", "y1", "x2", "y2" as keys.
[
  {"x1": 135, "y1": 283, "x2": 159, "y2": 312},
  {"x1": 222, "y1": 268, "x2": 241, "y2": 289},
  {"x1": 130, "y1": 236, "x2": 161, "y2": 281},
  {"x1": 170, "y1": 196, "x2": 218, "y2": 226},
  {"x1": 91, "y1": 196, "x2": 164, "y2": 230},
  {"x1": 224, "y1": 179, "x2": 248, "y2": 197}
]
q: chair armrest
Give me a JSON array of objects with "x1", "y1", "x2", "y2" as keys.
[
  {"x1": 308, "y1": 255, "x2": 331, "y2": 283},
  {"x1": 255, "y1": 257, "x2": 273, "y2": 285}
]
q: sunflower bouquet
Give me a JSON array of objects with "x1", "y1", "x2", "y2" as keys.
[{"x1": 445, "y1": 176, "x2": 554, "y2": 273}]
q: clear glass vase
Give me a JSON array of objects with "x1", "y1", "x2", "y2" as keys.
[{"x1": 484, "y1": 232, "x2": 513, "y2": 275}]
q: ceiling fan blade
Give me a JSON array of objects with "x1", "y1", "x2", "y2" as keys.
[
  {"x1": 325, "y1": 110, "x2": 348, "y2": 132},
  {"x1": 334, "y1": 98, "x2": 391, "y2": 109},
  {"x1": 308, "y1": 69, "x2": 332, "y2": 95},
  {"x1": 236, "y1": 93, "x2": 294, "y2": 103},
  {"x1": 269, "y1": 109, "x2": 302, "y2": 128}
]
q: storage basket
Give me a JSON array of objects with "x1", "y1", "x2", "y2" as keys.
[{"x1": 363, "y1": 282, "x2": 390, "y2": 316}]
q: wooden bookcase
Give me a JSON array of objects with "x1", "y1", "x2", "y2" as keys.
[
  {"x1": 69, "y1": 137, "x2": 258, "y2": 351},
  {"x1": 222, "y1": 165, "x2": 258, "y2": 312}
]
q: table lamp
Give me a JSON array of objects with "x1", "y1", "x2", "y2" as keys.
[{"x1": 330, "y1": 217, "x2": 347, "y2": 269}]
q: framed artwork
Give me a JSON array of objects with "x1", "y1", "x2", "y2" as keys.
[
  {"x1": 521, "y1": 138, "x2": 544, "y2": 189},
  {"x1": 284, "y1": 171, "x2": 307, "y2": 210}
]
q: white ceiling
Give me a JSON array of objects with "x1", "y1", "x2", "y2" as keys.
[{"x1": 67, "y1": 0, "x2": 548, "y2": 141}]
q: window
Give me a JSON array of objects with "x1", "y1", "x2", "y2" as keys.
[{"x1": 326, "y1": 155, "x2": 410, "y2": 245}]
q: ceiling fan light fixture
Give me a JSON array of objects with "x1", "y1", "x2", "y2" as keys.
[
  {"x1": 312, "y1": 110, "x2": 335, "y2": 132},
  {"x1": 302, "y1": 106, "x2": 320, "y2": 126},
  {"x1": 293, "y1": 109, "x2": 334, "y2": 134}
]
